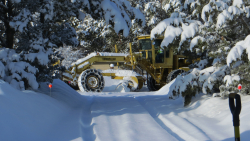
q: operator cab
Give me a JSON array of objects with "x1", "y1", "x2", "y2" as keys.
[{"x1": 138, "y1": 36, "x2": 170, "y2": 66}]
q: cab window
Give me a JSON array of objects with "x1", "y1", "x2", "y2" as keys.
[
  {"x1": 155, "y1": 50, "x2": 164, "y2": 63},
  {"x1": 166, "y1": 50, "x2": 169, "y2": 58},
  {"x1": 154, "y1": 39, "x2": 162, "y2": 49},
  {"x1": 139, "y1": 39, "x2": 152, "y2": 50}
]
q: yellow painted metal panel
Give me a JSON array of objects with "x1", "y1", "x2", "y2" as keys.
[{"x1": 179, "y1": 67, "x2": 190, "y2": 71}]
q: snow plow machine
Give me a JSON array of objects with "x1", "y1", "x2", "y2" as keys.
[{"x1": 62, "y1": 35, "x2": 192, "y2": 92}]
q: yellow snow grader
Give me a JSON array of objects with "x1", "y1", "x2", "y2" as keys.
[{"x1": 62, "y1": 35, "x2": 192, "y2": 92}]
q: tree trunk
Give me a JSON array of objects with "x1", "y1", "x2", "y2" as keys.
[
  {"x1": 40, "y1": 0, "x2": 46, "y2": 38},
  {"x1": 5, "y1": 23, "x2": 15, "y2": 49},
  {"x1": 4, "y1": 0, "x2": 15, "y2": 49}
]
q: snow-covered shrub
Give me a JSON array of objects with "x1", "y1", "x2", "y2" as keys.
[
  {"x1": 54, "y1": 44, "x2": 83, "y2": 69},
  {"x1": 219, "y1": 74, "x2": 240, "y2": 98},
  {"x1": 168, "y1": 68, "x2": 200, "y2": 106},
  {"x1": 226, "y1": 35, "x2": 250, "y2": 95},
  {"x1": 0, "y1": 48, "x2": 38, "y2": 90},
  {"x1": 17, "y1": 30, "x2": 56, "y2": 84},
  {"x1": 190, "y1": 59, "x2": 209, "y2": 70},
  {"x1": 201, "y1": 65, "x2": 230, "y2": 94},
  {"x1": 167, "y1": 64, "x2": 230, "y2": 106}
]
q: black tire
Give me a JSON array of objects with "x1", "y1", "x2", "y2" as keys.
[
  {"x1": 64, "y1": 81, "x2": 79, "y2": 90},
  {"x1": 166, "y1": 69, "x2": 185, "y2": 83},
  {"x1": 147, "y1": 76, "x2": 162, "y2": 91},
  {"x1": 78, "y1": 69, "x2": 105, "y2": 92}
]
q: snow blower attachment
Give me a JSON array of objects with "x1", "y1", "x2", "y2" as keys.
[
  {"x1": 62, "y1": 35, "x2": 196, "y2": 92},
  {"x1": 229, "y1": 93, "x2": 241, "y2": 141},
  {"x1": 115, "y1": 76, "x2": 141, "y2": 92}
]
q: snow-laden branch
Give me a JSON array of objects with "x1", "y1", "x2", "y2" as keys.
[
  {"x1": 151, "y1": 16, "x2": 200, "y2": 50},
  {"x1": 179, "y1": 22, "x2": 199, "y2": 48},
  {"x1": 156, "y1": 64, "x2": 230, "y2": 103},
  {"x1": 217, "y1": 6, "x2": 242, "y2": 28},
  {"x1": 227, "y1": 35, "x2": 250, "y2": 66},
  {"x1": 0, "y1": 2, "x2": 8, "y2": 11},
  {"x1": 161, "y1": 26, "x2": 182, "y2": 47},
  {"x1": 233, "y1": 0, "x2": 243, "y2": 8},
  {"x1": 0, "y1": 48, "x2": 38, "y2": 90},
  {"x1": 151, "y1": 18, "x2": 183, "y2": 39},
  {"x1": 9, "y1": 9, "x2": 31, "y2": 32},
  {"x1": 190, "y1": 36, "x2": 205, "y2": 51},
  {"x1": 202, "y1": 3, "x2": 212, "y2": 22},
  {"x1": 100, "y1": 0, "x2": 145, "y2": 37},
  {"x1": 224, "y1": 74, "x2": 240, "y2": 87}
]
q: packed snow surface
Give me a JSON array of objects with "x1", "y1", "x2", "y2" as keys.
[{"x1": 1, "y1": 77, "x2": 250, "y2": 141}]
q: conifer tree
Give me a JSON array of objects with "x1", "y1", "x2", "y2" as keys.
[{"x1": 0, "y1": 0, "x2": 145, "y2": 90}]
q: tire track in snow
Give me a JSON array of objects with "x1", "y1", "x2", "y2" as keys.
[
  {"x1": 135, "y1": 97, "x2": 209, "y2": 141},
  {"x1": 157, "y1": 113, "x2": 211, "y2": 140},
  {"x1": 181, "y1": 118, "x2": 212, "y2": 140},
  {"x1": 183, "y1": 117, "x2": 226, "y2": 140},
  {"x1": 91, "y1": 96, "x2": 177, "y2": 141},
  {"x1": 79, "y1": 96, "x2": 96, "y2": 141},
  {"x1": 91, "y1": 97, "x2": 141, "y2": 141},
  {"x1": 135, "y1": 97, "x2": 184, "y2": 141}
]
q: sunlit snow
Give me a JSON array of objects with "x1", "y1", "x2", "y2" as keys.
[{"x1": 1, "y1": 77, "x2": 250, "y2": 141}]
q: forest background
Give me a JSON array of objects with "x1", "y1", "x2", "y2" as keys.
[{"x1": 1, "y1": 0, "x2": 250, "y2": 105}]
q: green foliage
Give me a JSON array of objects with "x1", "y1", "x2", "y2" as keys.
[
  {"x1": 231, "y1": 61, "x2": 250, "y2": 95},
  {"x1": 181, "y1": 84, "x2": 199, "y2": 106}
]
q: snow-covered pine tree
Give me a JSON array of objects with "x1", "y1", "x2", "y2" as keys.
[
  {"x1": 75, "y1": 0, "x2": 169, "y2": 54},
  {"x1": 226, "y1": 34, "x2": 250, "y2": 96},
  {"x1": 76, "y1": 14, "x2": 112, "y2": 53},
  {"x1": 0, "y1": 48, "x2": 38, "y2": 90},
  {"x1": 0, "y1": 0, "x2": 42, "y2": 90},
  {"x1": 0, "y1": 0, "x2": 146, "y2": 90},
  {"x1": 111, "y1": 0, "x2": 169, "y2": 53},
  {"x1": 215, "y1": 0, "x2": 250, "y2": 96},
  {"x1": 111, "y1": 0, "x2": 168, "y2": 53}
]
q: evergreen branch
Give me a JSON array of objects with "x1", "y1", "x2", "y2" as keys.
[
  {"x1": 217, "y1": 33, "x2": 233, "y2": 42},
  {"x1": 205, "y1": 31, "x2": 233, "y2": 42},
  {"x1": 241, "y1": 17, "x2": 250, "y2": 33},
  {"x1": 0, "y1": 2, "x2": 8, "y2": 11},
  {"x1": 0, "y1": 14, "x2": 4, "y2": 21},
  {"x1": 0, "y1": 37, "x2": 6, "y2": 47}
]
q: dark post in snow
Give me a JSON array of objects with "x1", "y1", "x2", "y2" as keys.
[{"x1": 229, "y1": 93, "x2": 241, "y2": 141}]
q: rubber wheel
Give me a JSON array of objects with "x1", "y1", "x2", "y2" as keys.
[
  {"x1": 78, "y1": 69, "x2": 105, "y2": 92},
  {"x1": 166, "y1": 69, "x2": 185, "y2": 83},
  {"x1": 147, "y1": 76, "x2": 162, "y2": 91},
  {"x1": 64, "y1": 81, "x2": 79, "y2": 90}
]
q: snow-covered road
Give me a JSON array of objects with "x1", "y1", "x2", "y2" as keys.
[
  {"x1": 1, "y1": 76, "x2": 247, "y2": 141},
  {"x1": 36, "y1": 78, "x2": 250, "y2": 141}
]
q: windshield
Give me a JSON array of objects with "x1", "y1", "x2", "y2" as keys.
[
  {"x1": 139, "y1": 39, "x2": 151, "y2": 50},
  {"x1": 139, "y1": 39, "x2": 163, "y2": 50}
]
